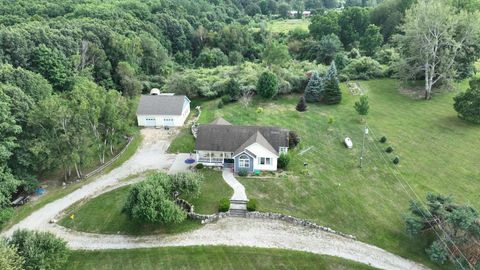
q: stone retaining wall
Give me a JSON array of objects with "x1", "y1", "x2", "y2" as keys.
[
  {"x1": 176, "y1": 198, "x2": 356, "y2": 240},
  {"x1": 245, "y1": 211, "x2": 356, "y2": 240}
]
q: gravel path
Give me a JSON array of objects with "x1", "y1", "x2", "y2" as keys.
[
  {"x1": 1, "y1": 129, "x2": 430, "y2": 270},
  {"x1": 49, "y1": 217, "x2": 429, "y2": 270},
  {"x1": 222, "y1": 169, "x2": 248, "y2": 201}
]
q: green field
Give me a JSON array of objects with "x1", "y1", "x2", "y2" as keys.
[
  {"x1": 168, "y1": 79, "x2": 479, "y2": 269},
  {"x1": 65, "y1": 246, "x2": 377, "y2": 270},
  {"x1": 261, "y1": 19, "x2": 310, "y2": 33},
  {"x1": 59, "y1": 169, "x2": 231, "y2": 234}
]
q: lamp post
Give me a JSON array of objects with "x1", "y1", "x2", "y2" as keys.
[{"x1": 359, "y1": 123, "x2": 368, "y2": 168}]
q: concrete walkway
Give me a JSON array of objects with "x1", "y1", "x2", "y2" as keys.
[{"x1": 222, "y1": 169, "x2": 248, "y2": 201}]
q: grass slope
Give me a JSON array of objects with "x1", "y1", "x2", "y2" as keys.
[
  {"x1": 1, "y1": 133, "x2": 143, "y2": 232},
  {"x1": 168, "y1": 79, "x2": 479, "y2": 269},
  {"x1": 66, "y1": 246, "x2": 378, "y2": 270},
  {"x1": 59, "y1": 169, "x2": 231, "y2": 234}
]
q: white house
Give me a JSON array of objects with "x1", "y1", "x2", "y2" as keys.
[
  {"x1": 195, "y1": 118, "x2": 289, "y2": 173},
  {"x1": 136, "y1": 95, "x2": 190, "y2": 127}
]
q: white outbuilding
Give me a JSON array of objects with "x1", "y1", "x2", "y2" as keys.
[{"x1": 136, "y1": 95, "x2": 190, "y2": 127}]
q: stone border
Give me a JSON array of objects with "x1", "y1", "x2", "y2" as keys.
[
  {"x1": 176, "y1": 198, "x2": 356, "y2": 240},
  {"x1": 245, "y1": 212, "x2": 356, "y2": 240}
]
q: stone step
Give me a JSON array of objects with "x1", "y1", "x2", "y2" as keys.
[
  {"x1": 230, "y1": 199, "x2": 248, "y2": 204},
  {"x1": 229, "y1": 209, "x2": 246, "y2": 217}
]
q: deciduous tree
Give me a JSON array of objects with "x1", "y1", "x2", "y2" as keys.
[{"x1": 395, "y1": 0, "x2": 480, "y2": 100}]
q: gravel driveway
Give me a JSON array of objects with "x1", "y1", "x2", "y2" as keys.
[
  {"x1": 3, "y1": 128, "x2": 176, "y2": 236},
  {"x1": 49, "y1": 217, "x2": 429, "y2": 270},
  {"x1": 2, "y1": 128, "x2": 430, "y2": 270}
]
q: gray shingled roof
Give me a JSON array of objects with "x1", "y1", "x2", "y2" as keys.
[
  {"x1": 195, "y1": 123, "x2": 289, "y2": 155},
  {"x1": 210, "y1": 117, "x2": 232, "y2": 125},
  {"x1": 136, "y1": 95, "x2": 188, "y2": 115},
  {"x1": 234, "y1": 131, "x2": 278, "y2": 156}
]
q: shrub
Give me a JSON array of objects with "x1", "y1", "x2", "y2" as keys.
[
  {"x1": 221, "y1": 95, "x2": 231, "y2": 104},
  {"x1": 393, "y1": 156, "x2": 400, "y2": 165},
  {"x1": 247, "y1": 199, "x2": 257, "y2": 211},
  {"x1": 296, "y1": 96, "x2": 307, "y2": 112},
  {"x1": 238, "y1": 168, "x2": 248, "y2": 177},
  {"x1": 123, "y1": 172, "x2": 187, "y2": 224},
  {"x1": 342, "y1": 57, "x2": 383, "y2": 80},
  {"x1": 453, "y1": 78, "x2": 480, "y2": 124},
  {"x1": 0, "y1": 238, "x2": 23, "y2": 270},
  {"x1": 379, "y1": 136, "x2": 387, "y2": 143},
  {"x1": 278, "y1": 153, "x2": 290, "y2": 169},
  {"x1": 386, "y1": 146, "x2": 394, "y2": 153},
  {"x1": 217, "y1": 100, "x2": 224, "y2": 108},
  {"x1": 195, "y1": 48, "x2": 228, "y2": 68},
  {"x1": 218, "y1": 198, "x2": 230, "y2": 212},
  {"x1": 195, "y1": 163, "x2": 204, "y2": 170},
  {"x1": 288, "y1": 131, "x2": 300, "y2": 148},
  {"x1": 9, "y1": 229, "x2": 69, "y2": 270},
  {"x1": 170, "y1": 172, "x2": 203, "y2": 198}
]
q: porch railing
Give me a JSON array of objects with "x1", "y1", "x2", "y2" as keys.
[{"x1": 198, "y1": 157, "x2": 223, "y2": 163}]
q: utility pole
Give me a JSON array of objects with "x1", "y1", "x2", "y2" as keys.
[{"x1": 359, "y1": 122, "x2": 368, "y2": 168}]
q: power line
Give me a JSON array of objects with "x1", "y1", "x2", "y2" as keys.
[{"x1": 364, "y1": 124, "x2": 472, "y2": 269}]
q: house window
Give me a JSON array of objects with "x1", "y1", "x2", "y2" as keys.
[
  {"x1": 279, "y1": 147, "x2": 288, "y2": 154},
  {"x1": 259, "y1": 157, "x2": 271, "y2": 165},
  {"x1": 239, "y1": 155, "x2": 250, "y2": 168}
]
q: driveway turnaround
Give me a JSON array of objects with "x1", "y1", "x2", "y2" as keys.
[{"x1": 222, "y1": 169, "x2": 248, "y2": 201}]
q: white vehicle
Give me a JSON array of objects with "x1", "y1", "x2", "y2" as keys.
[{"x1": 344, "y1": 137, "x2": 353, "y2": 149}]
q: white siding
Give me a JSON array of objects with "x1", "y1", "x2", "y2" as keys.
[
  {"x1": 245, "y1": 143, "x2": 278, "y2": 171},
  {"x1": 137, "y1": 97, "x2": 190, "y2": 127}
]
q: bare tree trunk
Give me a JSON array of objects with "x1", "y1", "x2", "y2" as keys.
[{"x1": 74, "y1": 163, "x2": 81, "y2": 179}]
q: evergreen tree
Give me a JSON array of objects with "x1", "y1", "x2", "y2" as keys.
[
  {"x1": 296, "y1": 96, "x2": 307, "y2": 112},
  {"x1": 323, "y1": 61, "x2": 342, "y2": 104},
  {"x1": 257, "y1": 71, "x2": 278, "y2": 98},
  {"x1": 304, "y1": 71, "x2": 324, "y2": 103},
  {"x1": 354, "y1": 95, "x2": 369, "y2": 122}
]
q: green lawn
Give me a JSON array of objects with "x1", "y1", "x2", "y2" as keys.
[
  {"x1": 181, "y1": 168, "x2": 233, "y2": 214},
  {"x1": 168, "y1": 79, "x2": 479, "y2": 269},
  {"x1": 266, "y1": 19, "x2": 310, "y2": 33},
  {"x1": 65, "y1": 246, "x2": 377, "y2": 270},
  {"x1": 0, "y1": 133, "x2": 143, "y2": 232},
  {"x1": 59, "y1": 169, "x2": 231, "y2": 234}
]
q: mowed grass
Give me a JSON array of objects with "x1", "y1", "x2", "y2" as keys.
[
  {"x1": 65, "y1": 246, "x2": 378, "y2": 270},
  {"x1": 181, "y1": 168, "x2": 233, "y2": 214},
  {"x1": 169, "y1": 79, "x2": 480, "y2": 269},
  {"x1": 266, "y1": 19, "x2": 310, "y2": 33},
  {"x1": 59, "y1": 169, "x2": 230, "y2": 234}
]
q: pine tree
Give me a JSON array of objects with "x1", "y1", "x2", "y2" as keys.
[
  {"x1": 296, "y1": 96, "x2": 307, "y2": 112},
  {"x1": 323, "y1": 61, "x2": 342, "y2": 104},
  {"x1": 304, "y1": 71, "x2": 324, "y2": 103}
]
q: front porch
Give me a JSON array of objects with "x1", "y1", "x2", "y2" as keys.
[{"x1": 196, "y1": 150, "x2": 234, "y2": 167}]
